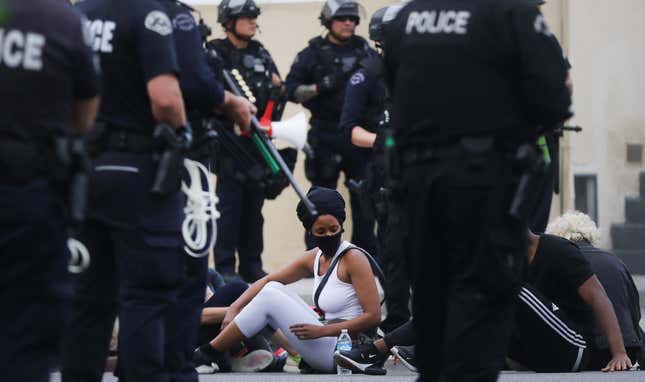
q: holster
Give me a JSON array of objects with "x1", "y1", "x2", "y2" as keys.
[
  {"x1": 347, "y1": 178, "x2": 376, "y2": 222},
  {"x1": 150, "y1": 124, "x2": 184, "y2": 196},
  {"x1": 509, "y1": 143, "x2": 548, "y2": 221},
  {"x1": 304, "y1": 141, "x2": 342, "y2": 184},
  {"x1": 55, "y1": 136, "x2": 91, "y2": 226}
]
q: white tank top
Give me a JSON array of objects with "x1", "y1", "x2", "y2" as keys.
[{"x1": 312, "y1": 241, "x2": 364, "y2": 321}]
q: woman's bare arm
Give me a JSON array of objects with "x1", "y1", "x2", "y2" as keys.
[
  {"x1": 578, "y1": 275, "x2": 632, "y2": 371},
  {"x1": 320, "y1": 250, "x2": 381, "y2": 337}
]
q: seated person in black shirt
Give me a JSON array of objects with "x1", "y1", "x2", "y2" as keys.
[
  {"x1": 508, "y1": 230, "x2": 632, "y2": 372},
  {"x1": 546, "y1": 211, "x2": 645, "y2": 368}
]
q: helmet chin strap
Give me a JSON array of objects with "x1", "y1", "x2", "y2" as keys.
[{"x1": 228, "y1": 18, "x2": 253, "y2": 42}]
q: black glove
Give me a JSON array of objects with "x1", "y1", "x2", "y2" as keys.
[
  {"x1": 316, "y1": 74, "x2": 339, "y2": 94},
  {"x1": 177, "y1": 124, "x2": 193, "y2": 151},
  {"x1": 373, "y1": 131, "x2": 385, "y2": 152}
]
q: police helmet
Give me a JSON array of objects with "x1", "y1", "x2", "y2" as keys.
[
  {"x1": 319, "y1": 0, "x2": 363, "y2": 27},
  {"x1": 218, "y1": 0, "x2": 261, "y2": 25},
  {"x1": 368, "y1": 4, "x2": 404, "y2": 42}
]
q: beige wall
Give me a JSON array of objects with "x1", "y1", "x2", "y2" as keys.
[
  {"x1": 566, "y1": 0, "x2": 645, "y2": 247},
  {"x1": 193, "y1": 1, "x2": 393, "y2": 271},
  {"x1": 192, "y1": 0, "x2": 645, "y2": 269}
]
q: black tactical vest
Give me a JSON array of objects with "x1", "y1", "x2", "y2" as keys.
[
  {"x1": 206, "y1": 38, "x2": 281, "y2": 119},
  {"x1": 307, "y1": 35, "x2": 371, "y2": 124}
]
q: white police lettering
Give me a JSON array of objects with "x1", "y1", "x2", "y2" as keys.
[
  {"x1": 0, "y1": 29, "x2": 45, "y2": 71},
  {"x1": 145, "y1": 10, "x2": 173, "y2": 36},
  {"x1": 405, "y1": 10, "x2": 470, "y2": 35},
  {"x1": 533, "y1": 14, "x2": 552, "y2": 37},
  {"x1": 86, "y1": 19, "x2": 116, "y2": 53},
  {"x1": 350, "y1": 72, "x2": 365, "y2": 85}
]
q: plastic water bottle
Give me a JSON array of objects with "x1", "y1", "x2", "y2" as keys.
[{"x1": 336, "y1": 329, "x2": 352, "y2": 375}]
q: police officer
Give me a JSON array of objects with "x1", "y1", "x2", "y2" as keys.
[
  {"x1": 0, "y1": 1, "x2": 99, "y2": 380},
  {"x1": 285, "y1": 0, "x2": 378, "y2": 254},
  {"x1": 155, "y1": 1, "x2": 257, "y2": 380},
  {"x1": 338, "y1": 4, "x2": 410, "y2": 333},
  {"x1": 384, "y1": 1, "x2": 572, "y2": 380},
  {"x1": 60, "y1": 0, "x2": 253, "y2": 381},
  {"x1": 205, "y1": 0, "x2": 286, "y2": 283},
  {"x1": 529, "y1": 0, "x2": 573, "y2": 233}
]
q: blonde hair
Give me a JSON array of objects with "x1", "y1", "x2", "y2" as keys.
[{"x1": 546, "y1": 211, "x2": 601, "y2": 246}]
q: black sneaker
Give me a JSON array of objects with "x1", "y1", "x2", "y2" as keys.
[
  {"x1": 193, "y1": 344, "x2": 231, "y2": 374},
  {"x1": 391, "y1": 345, "x2": 417, "y2": 372},
  {"x1": 334, "y1": 343, "x2": 387, "y2": 375}
]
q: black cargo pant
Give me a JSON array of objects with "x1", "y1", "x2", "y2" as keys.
[
  {"x1": 380, "y1": 194, "x2": 412, "y2": 333},
  {"x1": 61, "y1": 152, "x2": 197, "y2": 382},
  {"x1": 401, "y1": 141, "x2": 527, "y2": 381},
  {"x1": 0, "y1": 181, "x2": 71, "y2": 382}
]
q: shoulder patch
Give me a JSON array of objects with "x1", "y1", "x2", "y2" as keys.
[
  {"x1": 350, "y1": 72, "x2": 365, "y2": 85},
  {"x1": 534, "y1": 14, "x2": 552, "y2": 37},
  {"x1": 173, "y1": 13, "x2": 196, "y2": 31},
  {"x1": 145, "y1": 10, "x2": 173, "y2": 36}
]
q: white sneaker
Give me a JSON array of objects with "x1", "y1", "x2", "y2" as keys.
[
  {"x1": 230, "y1": 349, "x2": 274, "y2": 372},
  {"x1": 195, "y1": 362, "x2": 219, "y2": 374}
]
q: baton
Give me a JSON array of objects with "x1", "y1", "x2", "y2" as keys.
[{"x1": 221, "y1": 69, "x2": 318, "y2": 217}]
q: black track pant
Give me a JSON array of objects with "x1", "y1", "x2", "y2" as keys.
[{"x1": 509, "y1": 285, "x2": 588, "y2": 372}]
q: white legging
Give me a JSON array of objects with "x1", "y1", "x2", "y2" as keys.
[{"x1": 234, "y1": 281, "x2": 338, "y2": 372}]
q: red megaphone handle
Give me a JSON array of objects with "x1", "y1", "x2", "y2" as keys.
[{"x1": 259, "y1": 100, "x2": 275, "y2": 137}]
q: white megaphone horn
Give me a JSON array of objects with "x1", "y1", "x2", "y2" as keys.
[{"x1": 268, "y1": 112, "x2": 308, "y2": 151}]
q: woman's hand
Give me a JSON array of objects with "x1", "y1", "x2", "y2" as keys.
[
  {"x1": 289, "y1": 323, "x2": 325, "y2": 340},
  {"x1": 220, "y1": 306, "x2": 240, "y2": 330},
  {"x1": 601, "y1": 353, "x2": 632, "y2": 372}
]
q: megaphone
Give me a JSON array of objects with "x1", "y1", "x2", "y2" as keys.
[{"x1": 267, "y1": 112, "x2": 308, "y2": 151}]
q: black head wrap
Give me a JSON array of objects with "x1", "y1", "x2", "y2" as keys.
[{"x1": 296, "y1": 187, "x2": 346, "y2": 231}]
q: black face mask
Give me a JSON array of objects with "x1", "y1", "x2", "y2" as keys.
[{"x1": 311, "y1": 231, "x2": 342, "y2": 258}]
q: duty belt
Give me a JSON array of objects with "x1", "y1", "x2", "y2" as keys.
[
  {"x1": 401, "y1": 137, "x2": 496, "y2": 166},
  {"x1": 105, "y1": 130, "x2": 156, "y2": 153},
  {"x1": 401, "y1": 144, "x2": 463, "y2": 166}
]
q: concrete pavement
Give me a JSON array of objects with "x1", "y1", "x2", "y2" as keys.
[
  {"x1": 51, "y1": 367, "x2": 645, "y2": 382},
  {"x1": 50, "y1": 276, "x2": 645, "y2": 381}
]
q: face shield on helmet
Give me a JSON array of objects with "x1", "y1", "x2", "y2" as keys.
[
  {"x1": 319, "y1": 0, "x2": 366, "y2": 27},
  {"x1": 368, "y1": 4, "x2": 405, "y2": 44},
  {"x1": 218, "y1": 0, "x2": 261, "y2": 25}
]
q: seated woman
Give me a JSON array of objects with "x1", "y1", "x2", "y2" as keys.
[{"x1": 193, "y1": 187, "x2": 381, "y2": 373}]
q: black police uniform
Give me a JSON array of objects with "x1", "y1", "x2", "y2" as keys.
[
  {"x1": 0, "y1": 1, "x2": 99, "y2": 380},
  {"x1": 385, "y1": 1, "x2": 572, "y2": 380},
  {"x1": 339, "y1": 57, "x2": 411, "y2": 332},
  {"x1": 154, "y1": 2, "x2": 226, "y2": 380},
  {"x1": 285, "y1": 35, "x2": 377, "y2": 252},
  {"x1": 205, "y1": 37, "x2": 283, "y2": 281},
  {"x1": 61, "y1": 1, "x2": 196, "y2": 381},
  {"x1": 530, "y1": 37, "x2": 571, "y2": 233}
]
